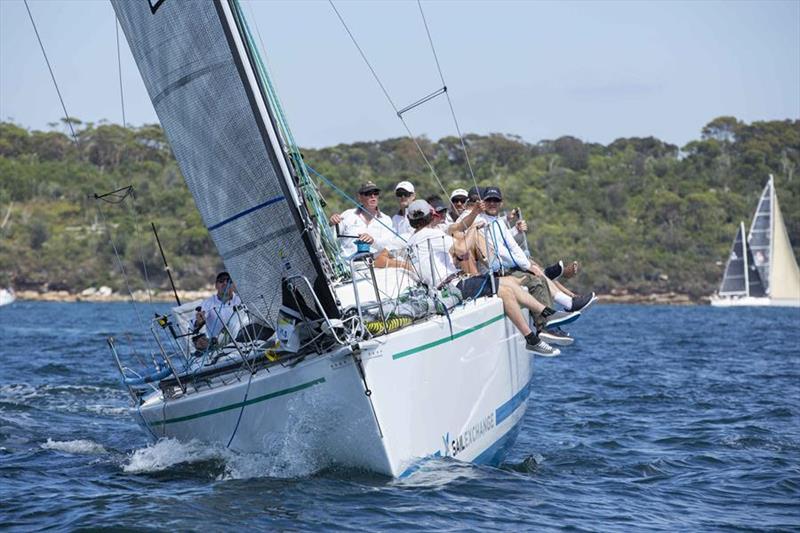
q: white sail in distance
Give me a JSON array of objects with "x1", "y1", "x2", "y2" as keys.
[
  {"x1": 764, "y1": 177, "x2": 800, "y2": 302},
  {"x1": 111, "y1": 0, "x2": 339, "y2": 323}
]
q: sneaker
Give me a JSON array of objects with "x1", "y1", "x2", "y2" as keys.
[
  {"x1": 526, "y1": 338, "x2": 561, "y2": 357},
  {"x1": 540, "y1": 327, "x2": 574, "y2": 346},
  {"x1": 544, "y1": 260, "x2": 564, "y2": 280},
  {"x1": 569, "y1": 292, "x2": 597, "y2": 312},
  {"x1": 544, "y1": 310, "x2": 581, "y2": 328}
]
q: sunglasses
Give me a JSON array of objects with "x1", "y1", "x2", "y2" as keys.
[
  {"x1": 451, "y1": 197, "x2": 467, "y2": 204},
  {"x1": 484, "y1": 198, "x2": 502, "y2": 203},
  {"x1": 395, "y1": 190, "x2": 413, "y2": 198},
  {"x1": 361, "y1": 191, "x2": 380, "y2": 197}
]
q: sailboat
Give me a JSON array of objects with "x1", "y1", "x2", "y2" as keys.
[
  {"x1": 712, "y1": 176, "x2": 800, "y2": 307},
  {"x1": 109, "y1": 1, "x2": 535, "y2": 476},
  {"x1": 0, "y1": 287, "x2": 15, "y2": 307}
]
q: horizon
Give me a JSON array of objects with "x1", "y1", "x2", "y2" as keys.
[{"x1": 1, "y1": 0, "x2": 798, "y2": 149}]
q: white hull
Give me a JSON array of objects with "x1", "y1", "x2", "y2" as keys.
[
  {"x1": 137, "y1": 298, "x2": 532, "y2": 477},
  {"x1": 710, "y1": 296, "x2": 799, "y2": 307},
  {"x1": 0, "y1": 289, "x2": 15, "y2": 307}
]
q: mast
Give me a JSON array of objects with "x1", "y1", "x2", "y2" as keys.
[
  {"x1": 768, "y1": 174, "x2": 775, "y2": 294},
  {"x1": 742, "y1": 221, "x2": 750, "y2": 298},
  {"x1": 215, "y1": 0, "x2": 340, "y2": 316}
]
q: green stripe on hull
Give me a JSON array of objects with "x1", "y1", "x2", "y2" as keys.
[
  {"x1": 392, "y1": 313, "x2": 505, "y2": 360},
  {"x1": 151, "y1": 377, "x2": 326, "y2": 426}
]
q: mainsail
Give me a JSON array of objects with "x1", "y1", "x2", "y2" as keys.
[
  {"x1": 747, "y1": 177, "x2": 773, "y2": 292},
  {"x1": 719, "y1": 222, "x2": 765, "y2": 297},
  {"x1": 112, "y1": 0, "x2": 339, "y2": 322}
]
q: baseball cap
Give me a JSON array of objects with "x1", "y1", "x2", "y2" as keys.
[
  {"x1": 357, "y1": 181, "x2": 381, "y2": 194},
  {"x1": 467, "y1": 186, "x2": 483, "y2": 201},
  {"x1": 450, "y1": 188, "x2": 469, "y2": 201},
  {"x1": 483, "y1": 186, "x2": 502, "y2": 200},
  {"x1": 394, "y1": 181, "x2": 415, "y2": 193},
  {"x1": 407, "y1": 199, "x2": 432, "y2": 220},
  {"x1": 429, "y1": 197, "x2": 447, "y2": 214}
]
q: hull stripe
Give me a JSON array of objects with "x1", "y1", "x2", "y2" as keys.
[
  {"x1": 495, "y1": 381, "x2": 531, "y2": 425},
  {"x1": 392, "y1": 313, "x2": 505, "y2": 360},
  {"x1": 150, "y1": 377, "x2": 325, "y2": 426}
]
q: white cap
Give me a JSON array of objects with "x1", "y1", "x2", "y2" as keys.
[
  {"x1": 395, "y1": 181, "x2": 415, "y2": 193},
  {"x1": 407, "y1": 199, "x2": 432, "y2": 220},
  {"x1": 450, "y1": 188, "x2": 469, "y2": 200}
]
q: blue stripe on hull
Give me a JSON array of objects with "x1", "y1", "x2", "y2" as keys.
[
  {"x1": 398, "y1": 380, "x2": 531, "y2": 477},
  {"x1": 473, "y1": 421, "x2": 523, "y2": 466}
]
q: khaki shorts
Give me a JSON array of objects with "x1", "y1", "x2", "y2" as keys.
[{"x1": 510, "y1": 270, "x2": 553, "y2": 328}]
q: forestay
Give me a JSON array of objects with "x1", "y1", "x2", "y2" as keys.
[{"x1": 112, "y1": 0, "x2": 338, "y2": 323}]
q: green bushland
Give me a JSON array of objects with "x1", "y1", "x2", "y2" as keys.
[{"x1": 0, "y1": 116, "x2": 797, "y2": 300}]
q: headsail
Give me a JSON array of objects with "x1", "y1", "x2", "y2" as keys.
[
  {"x1": 766, "y1": 179, "x2": 800, "y2": 301},
  {"x1": 112, "y1": 0, "x2": 339, "y2": 323}
]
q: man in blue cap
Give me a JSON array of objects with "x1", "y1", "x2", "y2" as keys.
[{"x1": 477, "y1": 185, "x2": 596, "y2": 317}]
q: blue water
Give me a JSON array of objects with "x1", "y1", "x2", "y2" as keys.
[{"x1": 1, "y1": 302, "x2": 799, "y2": 531}]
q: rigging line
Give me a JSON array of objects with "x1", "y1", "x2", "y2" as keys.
[
  {"x1": 125, "y1": 190, "x2": 154, "y2": 307},
  {"x1": 328, "y1": 0, "x2": 399, "y2": 112},
  {"x1": 416, "y1": 0, "x2": 480, "y2": 197},
  {"x1": 93, "y1": 201, "x2": 150, "y2": 341},
  {"x1": 115, "y1": 17, "x2": 126, "y2": 127},
  {"x1": 23, "y1": 0, "x2": 77, "y2": 143},
  {"x1": 328, "y1": 1, "x2": 456, "y2": 211},
  {"x1": 305, "y1": 164, "x2": 406, "y2": 242}
]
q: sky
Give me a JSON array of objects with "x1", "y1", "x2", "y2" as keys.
[{"x1": 1, "y1": 0, "x2": 798, "y2": 149}]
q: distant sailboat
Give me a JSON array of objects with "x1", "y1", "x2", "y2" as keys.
[
  {"x1": 712, "y1": 176, "x2": 800, "y2": 307},
  {"x1": 0, "y1": 287, "x2": 15, "y2": 307}
]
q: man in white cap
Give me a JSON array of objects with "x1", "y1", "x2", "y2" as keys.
[
  {"x1": 392, "y1": 181, "x2": 416, "y2": 239},
  {"x1": 447, "y1": 188, "x2": 469, "y2": 225}
]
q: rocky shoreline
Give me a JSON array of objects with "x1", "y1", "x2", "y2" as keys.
[
  {"x1": 13, "y1": 287, "x2": 215, "y2": 304},
  {"x1": 11, "y1": 287, "x2": 707, "y2": 305}
]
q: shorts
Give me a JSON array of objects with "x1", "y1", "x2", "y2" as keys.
[{"x1": 456, "y1": 274, "x2": 496, "y2": 299}]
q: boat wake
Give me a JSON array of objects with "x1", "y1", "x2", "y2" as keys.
[
  {"x1": 41, "y1": 438, "x2": 108, "y2": 455},
  {"x1": 123, "y1": 437, "x2": 325, "y2": 480}
]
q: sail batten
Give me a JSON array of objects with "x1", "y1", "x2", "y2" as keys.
[{"x1": 112, "y1": 0, "x2": 339, "y2": 323}]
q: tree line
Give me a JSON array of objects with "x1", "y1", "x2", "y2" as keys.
[{"x1": 0, "y1": 116, "x2": 797, "y2": 299}]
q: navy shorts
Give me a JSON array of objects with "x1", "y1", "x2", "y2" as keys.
[{"x1": 456, "y1": 274, "x2": 496, "y2": 299}]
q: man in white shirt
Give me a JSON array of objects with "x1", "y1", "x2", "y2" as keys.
[
  {"x1": 403, "y1": 199, "x2": 565, "y2": 356},
  {"x1": 193, "y1": 271, "x2": 243, "y2": 350},
  {"x1": 329, "y1": 181, "x2": 404, "y2": 257},
  {"x1": 477, "y1": 186, "x2": 596, "y2": 313},
  {"x1": 391, "y1": 181, "x2": 416, "y2": 239}
]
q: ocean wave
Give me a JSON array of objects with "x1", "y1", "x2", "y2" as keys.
[{"x1": 41, "y1": 438, "x2": 108, "y2": 455}]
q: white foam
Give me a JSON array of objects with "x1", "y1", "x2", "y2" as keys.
[
  {"x1": 41, "y1": 438, "x2": 107, "y2": 455},
  {"x1": 123, "y1": 438, "x2": 219, "y2": 473},
  {"x1": 122, "y1": 436, "x2": 323, "y2": 480}
]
